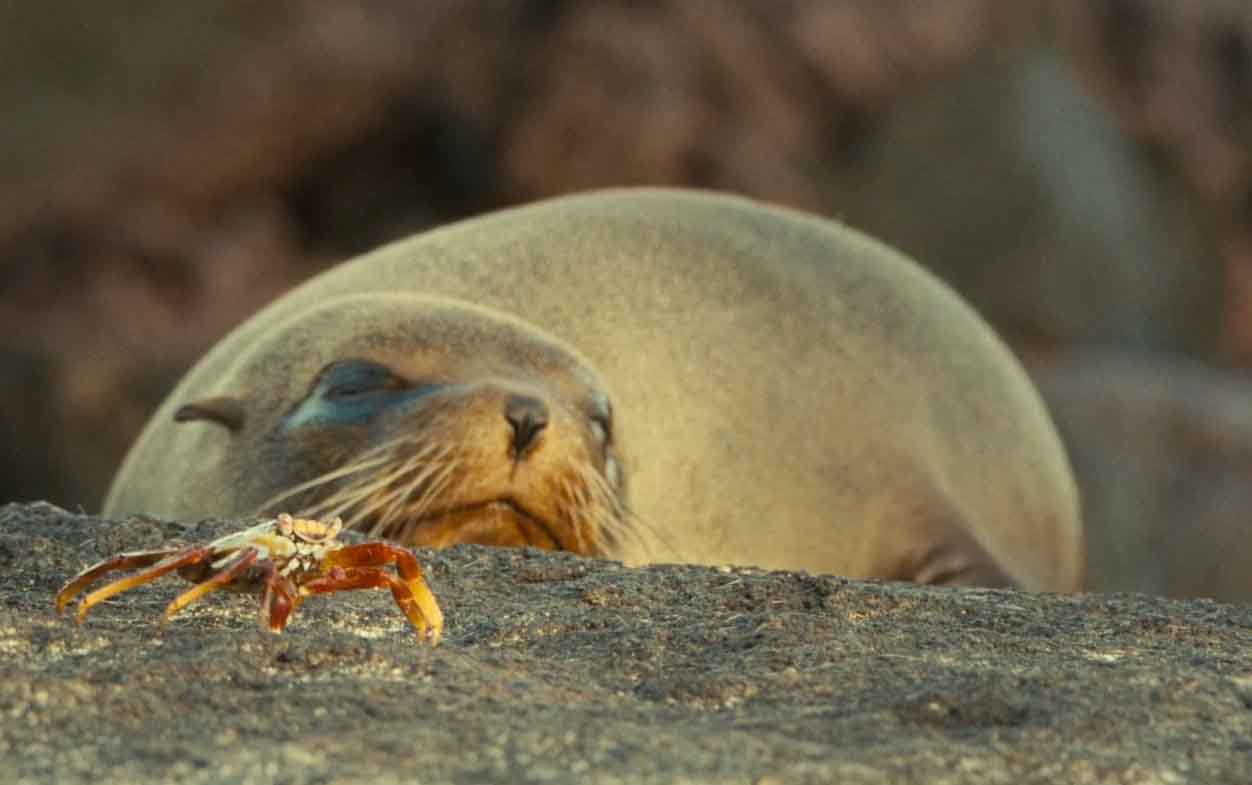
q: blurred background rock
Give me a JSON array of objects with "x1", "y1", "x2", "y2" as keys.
[{"x1": 2, "y1": 0, "x2": 1249, "y2": 600}]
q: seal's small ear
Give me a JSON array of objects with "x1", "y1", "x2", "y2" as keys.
[{"x1": 173, "y1": 396, "x2": 245, "y2": 432}]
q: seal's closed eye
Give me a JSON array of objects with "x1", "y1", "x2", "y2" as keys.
[
  {"x1": 587, "y1": 392, "x2": 613, "y2": 445},
  {"x1": 319, "y1": 359, "x2": 407, "y2": 399},
  {"x1": 286, "y1": 359, "x2": 441, "y2": 429}
]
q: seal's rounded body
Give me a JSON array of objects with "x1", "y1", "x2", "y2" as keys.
[{"x1": 105, "y1": 189, "x2": 1083, "y2": 591}]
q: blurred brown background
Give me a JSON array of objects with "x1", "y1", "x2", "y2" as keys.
[{"x1": 2, "y1": 0, "x2": 1250, "y2": 599}]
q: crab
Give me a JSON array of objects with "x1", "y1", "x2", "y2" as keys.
[{"x1": 54, "y1": 513, "x2": 443, "y2": 644}]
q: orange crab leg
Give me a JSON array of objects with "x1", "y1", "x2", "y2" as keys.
[
  {"x1": 55, "y1": 549, "x2": 176, "y2": 615},
  {"x1": 55, "y1": 546, "x2": 206, "y2": 617},
  {"x1": 305, "y1": 542, "x2": 443, "y2": 643},
  {"x1": 300, "y1": 567, "x2": 441, "y2": 644},
  {"x1": 260, "y1": 565, "x2": 301, "y2": 633},
  {"x1": 60, "y1": 546, "x2": 216, "y2": 623},
  {"x1": 162, "y1": 548, "x2": 260, "y2": 622}
]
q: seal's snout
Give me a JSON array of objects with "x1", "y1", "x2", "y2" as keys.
[{"x1": 505, "y1": 394, "x2": 549, "y2": 456}]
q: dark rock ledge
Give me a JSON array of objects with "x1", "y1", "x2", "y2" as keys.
[{"x1": 0, "y1": 502, "x2": 1248, "y2": 785}]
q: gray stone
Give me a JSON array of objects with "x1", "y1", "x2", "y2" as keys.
[{"x1": 1038, "y1": 351, "x2": 1252, "y2": 602}]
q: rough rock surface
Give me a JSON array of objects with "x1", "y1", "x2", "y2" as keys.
[{"x1": 3, "y1": 502, "x2": 1249, "y2": 784}]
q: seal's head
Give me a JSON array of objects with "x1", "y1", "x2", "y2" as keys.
[{"x1": 173, "y1": 293, "x2": 630, "y2": 556}]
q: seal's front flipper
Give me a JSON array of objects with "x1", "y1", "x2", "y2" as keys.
[
  {"x1": 909, "y1": 533, "x2": 1019, "y2": 590},
  {"x1": 867, "y1": 486, "x2": 1021, "y2": 590}
]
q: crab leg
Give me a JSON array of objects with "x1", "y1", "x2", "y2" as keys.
[
  {"x1": 55, "y1": 549, "x2": 175, "y2": 614},
  {"x1": 162, "y1": 548, "x2": 261, "y2": 622},
  {"x1": 73, "y1": 546, "x2": 218, "y2": 623},
  {"x1": 55, "y1": 546, "x2": 214, "y2": 621},
  {"x1": 306, "y1": 542, "x2": 444, "y2": 643},
  {"x1": 300, "y1": 567, "x2": 440, "y2": 644},
  {"x1": 259, "y1": 563, "x2": 301, "y2": 633}
]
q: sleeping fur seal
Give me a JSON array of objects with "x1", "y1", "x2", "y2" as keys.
[{"x1": 104, "y1": 188, "x2": 1084, "y2": 591}]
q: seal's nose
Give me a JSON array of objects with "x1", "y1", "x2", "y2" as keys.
[{"x1": 505, "y1": 394, "x2": 549, "y2": 457}]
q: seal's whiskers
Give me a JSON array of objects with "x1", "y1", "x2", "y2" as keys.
[
  {"x1": 297, "y1": 436, "x2": 426, "y2": 522},
  {"x1": 253, "y1": 446, "x2": 394, "y2": 517},
  {"x1": 361, "y1": 446, "x2": 457, "y2": 538}
]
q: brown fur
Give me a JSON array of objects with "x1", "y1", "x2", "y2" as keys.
[{"x1": 105, "y1": 188, "x2": 1083, "y2": 591}]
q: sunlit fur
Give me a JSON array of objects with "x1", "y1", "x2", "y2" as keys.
[
  {"x1": 252, "y1": 417, "x2": 656, "y2": 562},
  {"x1": 102, "y1": 190, "x2": 1084, "y2": 592}
]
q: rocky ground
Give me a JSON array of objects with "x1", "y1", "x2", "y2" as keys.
[{"x1": 2, "y1": 502, "x2": 1248, "y2": 785}]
